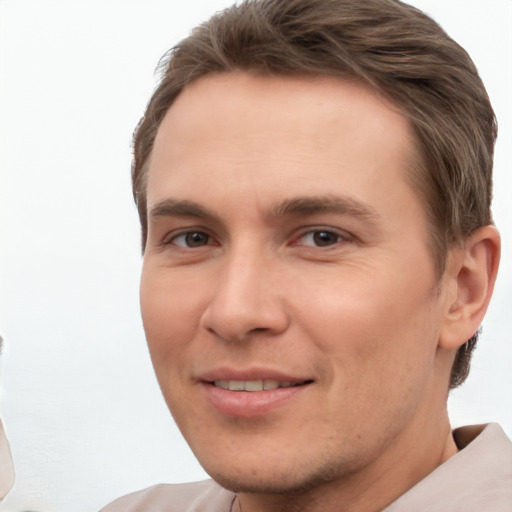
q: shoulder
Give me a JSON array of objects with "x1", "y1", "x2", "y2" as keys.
[
  {"x1": 385, "y1": 423, "x2": 512, "y2": 511},
  {"x1": 99, "y1": 479, "x2": 236, "y2": 512}
]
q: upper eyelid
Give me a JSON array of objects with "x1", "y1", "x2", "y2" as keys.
[
  {"x1": 293, "y1": 226, "x2": 355, "y2": 241},
  {"x1": 155, "y1": 223, "x2": 355, "y2": 247},
  {"x1": 160, "y1": 227, "x2": 216, "y2": 246}
]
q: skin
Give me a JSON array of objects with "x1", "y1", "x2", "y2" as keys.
[{"x1": 140, "y1": 72, "x2": 499, "y2": 512}]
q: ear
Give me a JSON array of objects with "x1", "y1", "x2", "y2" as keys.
[{"x1": 439, "y1": 225, "x2": 501, "y2": 350}]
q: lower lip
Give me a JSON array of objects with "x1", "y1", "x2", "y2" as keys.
[{"x1": 201, "y1": 382, "x2": 310, "y2": 418}]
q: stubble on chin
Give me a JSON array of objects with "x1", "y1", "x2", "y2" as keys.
[{"x1": 204, "y1": 452, "x2": 355, "y2": 498}]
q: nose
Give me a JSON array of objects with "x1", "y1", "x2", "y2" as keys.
[{"x1": 199, "y1": 245, "x2": 289, "y2": 342}]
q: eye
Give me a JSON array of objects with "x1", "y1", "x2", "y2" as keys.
[
  {"x1": 170, "y1": 231, "x2": 211, "y2": 248},
  {"x1": 296, "y1": 229, "x2": 348, "y2": 247}
]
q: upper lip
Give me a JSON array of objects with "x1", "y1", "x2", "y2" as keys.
[{"x1": 196, "y1": 367, "x2": 313, "y2": 384}]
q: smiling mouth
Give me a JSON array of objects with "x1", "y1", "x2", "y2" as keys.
[{"x1": 211, "y1": 380, "x2": 313, "y2": 391}]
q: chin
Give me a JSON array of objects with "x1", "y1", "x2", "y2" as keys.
[{"x1": 201, "y1": 455, "x2": 349, "y2": 496}]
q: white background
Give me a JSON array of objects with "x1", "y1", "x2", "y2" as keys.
[{"x1": 0, "y1": 1, "x2": 510, "y2": 511}]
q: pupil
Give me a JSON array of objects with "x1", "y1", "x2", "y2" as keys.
[
  {"x1": 186, "y1": 232, "x2": 207, "y2": 247},
  {"x1": 313, "y1": 231, "x2": 337, "y2": 246}
]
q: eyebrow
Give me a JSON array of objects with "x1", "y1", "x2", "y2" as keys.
[
  {"x1": 271, "y1": 195, "x2": 382, "y2": 224},
  {"x1": 149, "y1": 199, "x2": 218, "y2": 221},
  {"x1": 148, "y1": 194, "x2": 381, "y2": 225}
]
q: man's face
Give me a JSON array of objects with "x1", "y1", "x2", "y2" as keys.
[{"x1": 140, "y1": 73, "x2": 453, "y2": 493}]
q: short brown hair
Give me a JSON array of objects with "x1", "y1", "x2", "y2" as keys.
[{"x1": 132, "y1": 0, "x2": 497, "y2": 388}]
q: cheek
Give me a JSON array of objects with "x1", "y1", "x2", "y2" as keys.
[
  {"x1": 293, "y1": 265, "x2": 441, "y2": 384},
  {"x1": 139, "y1": 267, "x2": 200, "y2": 370}
]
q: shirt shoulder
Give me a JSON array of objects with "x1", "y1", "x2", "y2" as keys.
[
  {"x1": 99, "y1": 479, "x2": 235, "y2": 512},
  {"x1": 384, "y1": 423, "x2": 512, "y2": 511}
]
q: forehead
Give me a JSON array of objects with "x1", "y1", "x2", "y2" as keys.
[{"x1": 147, "y1": 72, "x2": 418, "y2": 215}]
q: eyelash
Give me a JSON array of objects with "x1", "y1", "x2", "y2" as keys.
[
  {"x1": 167, "y1": 230, "x2": 213, "y2": 248},
  {"x1": 294, "y1": 228, "x2": 351, "y2": 247},
  {"x1": 165, "y1": 227, "x2": 352, "y2": 249}
]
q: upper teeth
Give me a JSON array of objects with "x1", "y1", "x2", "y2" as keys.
[{"x1": 213, "y1": 380, "x2": 298, "y2": 391}]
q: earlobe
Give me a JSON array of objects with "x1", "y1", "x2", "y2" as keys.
[{"x1": 439, "y1": 225, "x2": 501, "y2": 350}]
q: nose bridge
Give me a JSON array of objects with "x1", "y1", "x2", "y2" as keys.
[{"x1": 200, "y1": 238, "x2": 287, "y2": 341}]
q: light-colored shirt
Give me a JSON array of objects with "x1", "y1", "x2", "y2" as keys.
[{"x1": 100, "y1": 423, "x2": 512, "y2": 511}]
